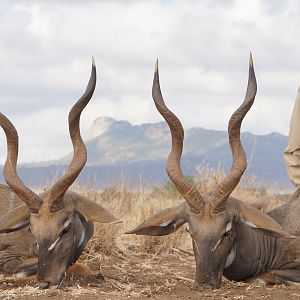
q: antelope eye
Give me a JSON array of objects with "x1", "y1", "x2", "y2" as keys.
[{"x1": 223, "y1": 230, "x2": 231, "y2": 237}]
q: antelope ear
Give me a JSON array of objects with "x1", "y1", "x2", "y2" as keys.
[
  {"x1": 73, "y1": 196, "x2": 121, "y2": 224},
  {"x1": 229, "y1": 200, "x2": 294, "y2": 238},
  {"x1": 0, "y1": 204, "x2": 30, "y2": 233},
  {"x1": 126, "y1": 202, "x2": 187, "y2": 236}
]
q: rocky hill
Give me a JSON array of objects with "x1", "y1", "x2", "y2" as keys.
[{"x1": 0, "y1": 117, "x2": 292, "y2": 190}]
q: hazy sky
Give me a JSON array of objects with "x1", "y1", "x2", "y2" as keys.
[{"x1": 1, "y1": 0, "x2": 300, "y2": 163}]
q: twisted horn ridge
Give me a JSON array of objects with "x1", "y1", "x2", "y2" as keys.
[
  {"x1": 49, "y1": 59, "x2": 97, "y2": 211},
  {"x1": 212, "y1": 53, "x2": 257, "y2": 213},
  {"x1": 152, "y1": 60, "x2": 203, "y2": 214},
  {"x1": 0, "y1": 113, "x2": 42, "y2": 212}
]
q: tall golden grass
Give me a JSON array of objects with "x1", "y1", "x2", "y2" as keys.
[{"x1": 75, "y1": 166, "x2": 291, "y2": 261}]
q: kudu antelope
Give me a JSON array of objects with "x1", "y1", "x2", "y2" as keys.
[
  {"x1": 127, "y1": 55, "x2": 300, "y2": 288},
  {"x1": 0, "y1": 60, "x2": 120, "y2": 289}
]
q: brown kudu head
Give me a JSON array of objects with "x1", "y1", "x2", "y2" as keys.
[
  {"x1": 127, "y1": 55, "x2": 292, "y2": 288},
  {"x1": 0, "y1": 60, "x2": 120, "y2": 288}
]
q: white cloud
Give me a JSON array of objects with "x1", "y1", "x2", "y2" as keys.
[{"x1": 0, "y1": 0, "x2": 300, "y2": 162}]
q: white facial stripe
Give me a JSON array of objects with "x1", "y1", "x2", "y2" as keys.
[
  {"x1": 212, "y1": 223, "x2": 232, "y2": 252},
  {"x1": 211, "y1": 238, "x2": 222, "y2": 252},
  {"x1": 46, "y1": 220, "x2": 71, "y2": 251},
  {"x1": 48, "y1": 237, "x2": 60, "y2": 251}
]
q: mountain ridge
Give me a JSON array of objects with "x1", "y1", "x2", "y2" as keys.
[{"x1": 0, "y1": 117, "x2": 292, "y2": 190}]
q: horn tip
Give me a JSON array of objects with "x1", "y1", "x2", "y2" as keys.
[
  {"x1": 249, "y1": 52, "x2": 253, "y2": 67},
  {"x1": 155, "y1": 58, "x2": 159, "y2": 73},
  {"x1": 92, "y1": 57, "x2": 95, "y2": 67}
]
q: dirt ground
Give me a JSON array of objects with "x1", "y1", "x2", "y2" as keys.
[{"x1": 1, "y1": 251, "x2": 300, "y2": 300}]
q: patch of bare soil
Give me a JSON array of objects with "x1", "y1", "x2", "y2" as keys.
[{"x1": 1, "y1": 251, "x2": 300, "y2": 300}]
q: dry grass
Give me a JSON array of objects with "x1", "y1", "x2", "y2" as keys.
[
  {"x1": 0, "y1": 167, "x2": 296, "y2": 299},
  {"x1": 79, "y1": 186, "x2": 188, "y2": 258},
  {"x1": 74, "y1": 166, "x2": 292, "y2": 260}
]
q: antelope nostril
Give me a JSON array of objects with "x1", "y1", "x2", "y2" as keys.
[{"x1": 37, "y1": 281, "x2": 50, "y2": 289}]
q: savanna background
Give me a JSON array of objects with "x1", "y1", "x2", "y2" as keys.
[{"x1": 1, "y1": 0, "x2": 300, "y2": 299}]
